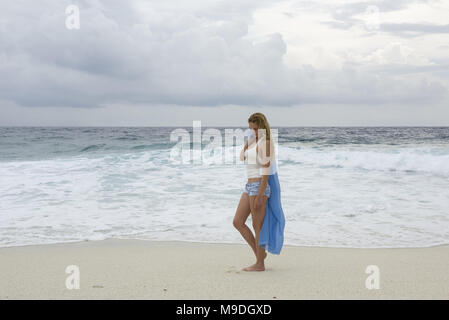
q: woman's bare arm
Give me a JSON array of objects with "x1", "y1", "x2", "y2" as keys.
[
  {"x1": 257, "y1": 138, "x2": 271, "y2": 197},
  {"x1": 258, "y1": 138, "x2": 271, "y2": 171},
  {"x1": 240, "y1": 137, "x2": 250, "y2": 161}
]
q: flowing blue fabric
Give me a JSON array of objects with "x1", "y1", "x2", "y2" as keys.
[
  {"x1": 258, "y1": 160, "x2": 286, "y2": 255},
  {"x1": 244, "y1": 128, "x2": 285, "y2": 254}
]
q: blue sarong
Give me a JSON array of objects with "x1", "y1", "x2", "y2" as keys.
[{"x1": 258, "y1": 162, "x2": 286, "y2": 255}]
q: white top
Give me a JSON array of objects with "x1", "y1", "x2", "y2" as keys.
[{"x1": 240, "y1": 135, "x2": 276, "y2": 178}]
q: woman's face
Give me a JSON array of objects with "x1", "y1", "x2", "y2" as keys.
[{"x1": 249, "y1": 121, "x2": 259, "y2": 137}]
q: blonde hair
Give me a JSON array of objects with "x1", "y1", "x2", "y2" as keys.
[
  {"x1": 248, "y1": 112, "x2": 271, "y2": 141},
  {"x1": 248, "y1": 112, "x2": 274, "y2": 167}
]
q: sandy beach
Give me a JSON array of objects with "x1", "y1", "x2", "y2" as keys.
[{"x1": 0, "y1": 238, "x2": 448, "y2": 299}]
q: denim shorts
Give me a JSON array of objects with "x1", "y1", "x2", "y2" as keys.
[{"x1": 244, "y1": 181, "x2": 271, "y2": 197}]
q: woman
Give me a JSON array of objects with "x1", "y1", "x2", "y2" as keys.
[{"x1": 233, "y1": 112, "x2": 286, "y2": 272}]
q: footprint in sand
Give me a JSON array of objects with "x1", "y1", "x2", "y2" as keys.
[{"x1": 226, "y1": 266, "x2": 240, "y2": 274}]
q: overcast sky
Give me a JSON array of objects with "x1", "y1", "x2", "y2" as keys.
[{"x1": 1, "y1": 0, "x2": 448, "y2": 126}]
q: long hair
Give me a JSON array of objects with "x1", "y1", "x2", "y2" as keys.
[
  {"x1": 248, "y1": 112, "x2": 274, "y2": 166},
  {"x1": 248, "y1": 112, "x2": 271, "y2": 141}
]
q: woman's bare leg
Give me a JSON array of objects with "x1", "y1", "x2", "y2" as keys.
[
  {"x1": 243, "y1": 195, "x2": 268, "y2": 271},
  {"x1": 232, "y1": 192, "x2": 257, "y2": 258}
]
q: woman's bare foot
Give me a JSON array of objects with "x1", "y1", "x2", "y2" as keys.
[
  {"x1": 243, "y1": 252, "x2": 267, "y2": 271},
  {"x1": 242, "y1": 263, "x2": 265, "y2": 271}
]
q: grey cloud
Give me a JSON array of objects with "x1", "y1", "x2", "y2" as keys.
[
  {"x1": 320, "y1": 0, "x2": 414, "y2": 30},
  {"x1": 0, "y1": 0, "x2": 448, "y2": 109},
  {"x1": 323, "y1": 21, "x2": 449, "y2": 38},
  {"x1": 321, "y1": 0, "x2": 442, "y2": 36},
  {"x1": 379, "y1": 23, "x2": 449, "y2": 37}
]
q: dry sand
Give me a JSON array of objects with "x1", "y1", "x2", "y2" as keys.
[{"x1": 0, "y1": 238, "x2": 448, "y2": 299}]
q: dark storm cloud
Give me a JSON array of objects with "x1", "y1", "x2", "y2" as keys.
[{"x1": 0, "y1": 0, "x2": 447, "y2": 109}]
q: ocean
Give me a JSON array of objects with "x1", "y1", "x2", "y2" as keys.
[{"x1": 1, "y1": 126, "x2": 448, "y2": 248}]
